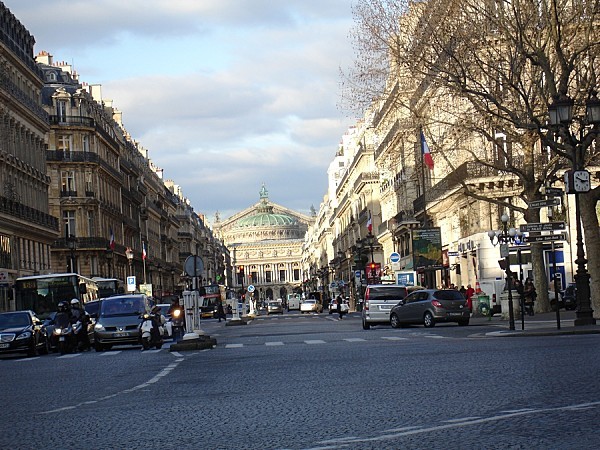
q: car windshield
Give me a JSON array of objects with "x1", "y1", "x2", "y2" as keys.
[
  {"x1": 304, "y1": 300, "x2": 316, "y2": 304},
  {"x1": 369, "y1": 287, "x2": 407, "y2": 300},
  {"x1": 434, "y1": 290, "x2": 465, "y2": 300},
  {"x1": 100, "y1": 297, "x2": 145, "y2": 317},
  {"x1": 0, "y1": 312, "x2": 30, "y2": 328}
]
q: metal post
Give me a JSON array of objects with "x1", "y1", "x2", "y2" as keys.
[{"x1": 552, "y1": 241, "x2": 561, "y2": 329}]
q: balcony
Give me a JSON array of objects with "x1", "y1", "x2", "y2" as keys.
[
  {"x1": 60, "y1": 190, "x2": 77, "y2": 198},
  {"x1": 48, "y1": 115, "x2": 94, "y2": 127},
  {"x1": 0, "y1": 196, "x2": 59, "y2": 231}
]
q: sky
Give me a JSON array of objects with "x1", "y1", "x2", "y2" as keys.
[{"x1": 4, "y1": 0, "x2": 359, "y2": 223}]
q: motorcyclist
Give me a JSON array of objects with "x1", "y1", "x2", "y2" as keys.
[
  {"x1": 53, "y1": 301, "x2": 72, "y2": 350},
  {"x1": 168, "y1": 298, "x2": 185, "y2": 340},
  {"x1": 70, "y1": 298, "x2": 90, "y2": 351},
  {"x1": 150, "y1": 306, "x2": 166, "y2": 342}
]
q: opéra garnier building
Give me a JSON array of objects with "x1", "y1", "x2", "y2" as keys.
[{"x1": 214, "y1": 185, "x2": 313, "y2": 302}]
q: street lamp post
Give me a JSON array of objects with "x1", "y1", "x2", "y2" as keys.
[
  {"x1": 105, "y1": 248, "x2": 113, "y2": 278},
  {"x1": 548, "y1": 92, "x2": 599, "y2": 326},
  {"x1": 66, "y1": 234, "x2": 77, "y2": 273},
  {"x1": 488, "y1": 213, "x2": 519, "y2": 331},
  {"x1": 125, "y1": 247, "x2": 134, "y2": 278}
]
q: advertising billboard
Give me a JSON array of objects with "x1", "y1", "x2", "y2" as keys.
[{"x1": 412, "y1": 227, "x2": 443, "y2": 270}]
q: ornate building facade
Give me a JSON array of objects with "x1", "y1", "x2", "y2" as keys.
[
  {"x1": 0, "y1": 4, "x2": 58, "y2": 310},
  {"x1": 214, "y1": 185, "x2": 313, "y2": 302}
]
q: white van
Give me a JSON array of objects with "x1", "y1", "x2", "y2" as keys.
[{"x1": 287, "y1": 294, "x2": 301, "y2": 311}]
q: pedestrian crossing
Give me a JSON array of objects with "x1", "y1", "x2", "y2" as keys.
[{"x1": 223, "y1": 334, "x2": 451, "y2": 348}]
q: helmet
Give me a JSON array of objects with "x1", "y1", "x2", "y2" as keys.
[
  {"x1": 71, "y1": 299, "x2": 80, "y2": 307},
  {"x1": 58, "y1": 301, "x2": 68, "y2": 312}
]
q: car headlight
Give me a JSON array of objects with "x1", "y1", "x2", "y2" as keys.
[
  {"x1": 94, "y1": 323, "x2": 105, "y2": 331},
  {"x1": 16, "y1": 331, "x2": 32, "y2": 340}
]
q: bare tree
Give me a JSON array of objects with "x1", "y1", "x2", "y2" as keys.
[{"x1": 346, "y1": 0, "x2": 600, "y2": 315}]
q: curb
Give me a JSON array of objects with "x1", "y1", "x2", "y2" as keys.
[{"x1": 169, "y1": 335, "x2": 217, "y2": 351}]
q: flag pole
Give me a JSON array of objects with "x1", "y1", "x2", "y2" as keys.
[{"x1": 420, "y1": 128, "x2": 427, "y2": 227}]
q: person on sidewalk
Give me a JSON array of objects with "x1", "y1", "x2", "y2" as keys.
[
  {"x1": 465, "y1": 284, "x2": 475, "y2": 313},
  {"x1": 216, "y1": 301, "x2": 225, "y2": 323},
  {"x1": 523, "y1": 278, "x2": 536, "y2": 316}
]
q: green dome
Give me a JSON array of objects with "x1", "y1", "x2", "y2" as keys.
[
  {"x1": 237, "y1": 213, "x2": 297, "y2": 227},
  {"x1": 236, "y1": 184, "x2": 298, "y2": 228}
]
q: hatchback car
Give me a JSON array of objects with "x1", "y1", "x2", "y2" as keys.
[
  {"x1": 267, "y1": 301, "x2": 284, "y2": 315},
  {"x1": 300, "y1": 299, "x2": 323, "y2": 313},
  {"x1": 362, "y1": 284, "x2": 409, "y2": 329},
  {"x1": 93, "y1": 294, "x2": 152, "y2": 351},
  {"x1": 0, "y1": 310, "x2": 49, "y2": 357},
  {"x1": 389, "y1": 289, "x2": 470, "y2": 328}
]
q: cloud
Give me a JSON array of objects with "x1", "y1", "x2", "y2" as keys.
[{"x1": 4, "y1": 0, "x2": 358, "y2": 222}]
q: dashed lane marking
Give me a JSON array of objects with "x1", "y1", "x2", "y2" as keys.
[
  {"x1": 344, "y1": 338, "x2": 366, "y2": 342},
  {"x1": 58, "y1": 353, "x2": 81, "y2": 358},
  {"x1": 39, "y1": 358, "x2": 185, "y2": 414},
  {"x1": 381, "y1": 336, "x2": 408, "y2": 341},
  {"x1": 265, "y1": 341, "x2": 284, "y2": 346},
  {"x1": 225, "y1": 343, "x2": 244, "y2": 348},
  {"x1": 100, "y1": 351, "x2": 122, "y2": 356},
  {"x1": 304, "y1": 340, "x2": 326, "y2": 344}
]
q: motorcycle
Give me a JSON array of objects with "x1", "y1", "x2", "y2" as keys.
[
  {"x1": 170, "y1": 307, "x2": 185, "y2": 341},
  {"x1": 53, "y1": 322, "x2": 78, "y2": 355},
  {"x1": 139, "y1": 313, "x2": 163, "y2": 350}
]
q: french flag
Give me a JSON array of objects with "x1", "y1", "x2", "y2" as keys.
[
  {"x1": 367, "y1": 211, "x2": 372, "y2": 233},
  {"x1": 142, "y1": 241, "x2": 147, "y2": 260},
  {"x1": 109, "y1": 227, "x2": 115, "y2": 250},
  {"x1": 421, "y1": 130, "x2": 434, "y2": 170}
]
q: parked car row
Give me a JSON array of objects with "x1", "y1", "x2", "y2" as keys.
[{"x1": 362, "y1": 284, "x2": 470, "y2": 329}]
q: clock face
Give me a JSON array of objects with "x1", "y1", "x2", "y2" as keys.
[{"x1": 573, "y1": 170, "x2": 591, "y2": 192}]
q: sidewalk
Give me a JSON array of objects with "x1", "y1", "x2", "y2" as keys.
[{"x1": 470, "y1": 309, "x2": 600, "y2": 337}]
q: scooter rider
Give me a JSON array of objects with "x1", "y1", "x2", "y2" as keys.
[{"x1": 70, "y1": 299, "x2": 90, "y2": 351}]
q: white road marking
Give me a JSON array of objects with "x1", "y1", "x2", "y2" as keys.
[
  {"x1": 100, "y1": 351, "x2": 122, "y2": 356},
  {"x1": 58, "y1": 353, "x2": 81, "y2": 358},
  {"x1": 225, "y1": 343, "x2": 244, "y2": 348},
  {"x1": 265, "y1": 341, "x2": 284, "y2": 346},
  {"x1": 40, "y1": 358, "x2": 185, "y2": 414},
  {"x1": 15, "y1": 357, "x2": 39, "y2": 361},
  {"x1": 344, "y1": 338, "x2": 366, "y2": 342},
  {"x1": 381, "y1": 336, "x2": 408, "y2": 341},
  {"x1": 305, "y1": 340, "x2": 326, "y2": 344}
]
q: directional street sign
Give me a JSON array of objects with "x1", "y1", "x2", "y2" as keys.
[
  {"x1": 523, "y1": 233, "x2": 567, "y2": 243},
  {"x1": 544, "y1": 187, "x2": 564, "y2": 197},
  {"x1": 520, "y1": 222, "x2": 566, "y2": 232},
  {"x1": 528, "y1": 198, "x2": 560, "y2": 209},
  {"x1": 389, "y1": 252, "x2": 400, "y2": 263}
]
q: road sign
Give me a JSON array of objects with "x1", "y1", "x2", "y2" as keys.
[
  {"x1": 523, "y1": 233, "x2": 567, "y2": 243},
  {"x1": 520, "y1": 222, "x2": 566, "y2": 232},
  {"x1": 389, "y1": 252, "x2": 400, "y2": 263},
  {"x1": 247, "y1": 284, "x2": 255, "y2": 293},
  {"x1": 184, "y1": 255, "x2": 204, "y2": 277},
  {"x1": 127, "y1": 276, "x2": 136, "y2": 292},
  {"x1": 528, "y1": 198, "x2": 560, "y2": 209},
  {"x1": 544, "y1": 187, "x2": 564, "y2": 197}
]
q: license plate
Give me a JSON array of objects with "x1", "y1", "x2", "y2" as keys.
[
  {"x1": 449, "y1": 312, "x2": 462, "y2": 317},
  {"x1": 59, "y1": 336, "x2": 65, "y2": 341},
  {"x1": 113, "y1": 332, "x2": 129, "y2": 337},
  {"x1": 0, "y1": 343, "x2": 9, "y2": 348},
  {"x1": 379, "y1": 305, "x2": 392, "y2": 310}
]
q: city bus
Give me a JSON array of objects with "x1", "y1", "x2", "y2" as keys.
[
  {"x1": 92, "y1": 277, "x2": 125, "y2": 298},
  {"x1": 200, "y1": 284, "x2": 224, "y2": 318},
  {"x1": 15, "y1": 273, "x2": 99, "y2": 319}
]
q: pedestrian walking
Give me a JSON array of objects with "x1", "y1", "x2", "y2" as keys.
[
  {"x1": 216, "y1": 301, "x2": 225, "y2": 323},
  {"x1": 465, "y1": 284, "x2": 475, "y2": 313},
  {"x1": 336, "y1": 295, "x2": 343, "y2": 320},
  {"x1": 523, "y1": 278, "x2": 536, "y2": 316}
]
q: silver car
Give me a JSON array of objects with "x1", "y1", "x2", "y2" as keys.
[
  {"x1": 389, "y1": 289, "x2": 470, "y2": 328},
  {"x1": 93, "y1": 294, "x2": 152, "y2": 351},
  {"x1": 267, "y1": 301, "x2": 283, "y2": 315},
  {"x1": 362, "y1": 284, "x2": 409, "y2": 329}
]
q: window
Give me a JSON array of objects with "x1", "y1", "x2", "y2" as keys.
[
  {"x1": 265, "y1": 271, "x2": 272, "y2": 283},
  {"x1": 57, "y1": 135, "x2": 72, "y2": 158},
  {"x1": 293, "y1": 269, "x2": 300, "y2": 281},
  {"x1": 279, "y1": 270, "x2": 286, "y2": 282},
  {"x1": 63, "y1": 211, "x2": 76, "y2": 237},
  {"x1": 85, "y1": 171, "x2": 93, "y2": 193},
  {"x1": 56, "y1": 100, "x2": 67, "y2": 122},
  {"x1": 87, "y1": 210, "x2": 95, "y2": 236},
  {"x1": 82, "y1": 135, "x2": 90, "y2": 153},
  {"x1": 61, "y1": 171, "x2": 75, "y2": 193}
]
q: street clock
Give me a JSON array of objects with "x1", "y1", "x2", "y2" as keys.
[{"x1": 564, "y1": 169, "x2": 591, "y2": 194}]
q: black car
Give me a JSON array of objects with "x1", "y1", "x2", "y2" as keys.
[
  {"x1": 561, "y1": 283, "x2": 577, "y2": 311},
  {"x1": 0, "y1": 310, "x2": 49, "y2": 357}
]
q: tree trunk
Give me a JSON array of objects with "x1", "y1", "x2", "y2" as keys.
[{"x1": 579, "y1": 190, "x2": 600, "y2": 319}]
